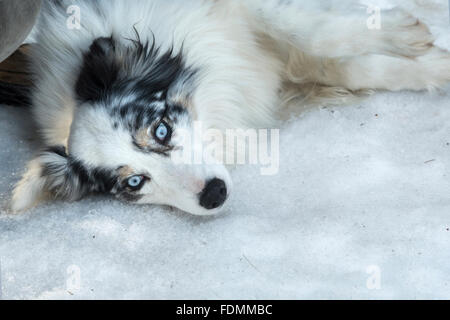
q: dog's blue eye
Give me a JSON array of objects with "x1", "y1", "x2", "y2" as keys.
[
  {"x1": 127, "y1": 175, "x2": 144, "y2": 190},
  {"x1": 154, "y1": 122, "x2": 171, "y2": 143},
  {"x1": 156, "y1": 123, "x2": 168, "y2": 139}
]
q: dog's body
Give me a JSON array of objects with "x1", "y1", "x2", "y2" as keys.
[{"x1": 11, "y1": 0, "x2": 450, "y2": 215}]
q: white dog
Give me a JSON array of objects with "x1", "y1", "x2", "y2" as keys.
[{"x1": 10, "y1": 0, "x2": 450, "y2": 215}]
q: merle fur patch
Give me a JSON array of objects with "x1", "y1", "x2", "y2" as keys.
[
  {"x1": 75, "y1": 35, "x2": 193, "y2": 104},
  {"x1": 41, "y1": 146, "x2": 120, "y2": 200}
]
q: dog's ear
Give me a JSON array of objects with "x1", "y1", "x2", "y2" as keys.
[
  {"x1": 11, "y1": 146, "x2": 90, "y2": 213},
  {"x1": 75, "y1": 36, "x2": 120, "y2": 103}
]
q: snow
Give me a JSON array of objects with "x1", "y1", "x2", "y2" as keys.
[{"x1": 1, "y1": 0, "x2": 450, "y2": 299}]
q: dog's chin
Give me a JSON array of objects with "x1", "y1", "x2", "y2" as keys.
[
  {"x1": 186, "y1": 205, "x2": 227, "y2": 217},
  {"x1": 138, "y1": 195, "x2": 229, "y2": 217},
  {"x1": 163, "y1": 200, "x2": 228, "y2": 217}
]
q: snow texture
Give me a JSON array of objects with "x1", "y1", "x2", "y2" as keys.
[{"x1": 0, "y1": 0, "x2": 450, "y2": 299}]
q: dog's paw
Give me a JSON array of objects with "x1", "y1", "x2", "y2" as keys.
[
  {"x1": 416, "y1": 47, "x2": 450, "y2": 91},
  {"x1": 379, "y1": 9, "x2": 434, "y2": 58},
  {"x1": 10, "y1": 159, "x2": 46, "y2": 214}
]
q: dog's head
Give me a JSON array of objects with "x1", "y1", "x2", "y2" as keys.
[{"x1": 12, "y1": 37, "x2": 232, "y2": 215}]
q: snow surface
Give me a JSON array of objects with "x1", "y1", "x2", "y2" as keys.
[{"x1": 0, "y1": 0, "x2": 450, "y2": 300}]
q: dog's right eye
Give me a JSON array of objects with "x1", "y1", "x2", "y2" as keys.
[{"x1": 126, "y1": 175, "x2": 146, "y2": 191}]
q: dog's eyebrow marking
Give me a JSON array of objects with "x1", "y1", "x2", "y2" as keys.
[
  {"x1": 117, "y1": 165, "x2": 134, "y2": 179},
  {"x1": 111, "y1": 102, "x2": 161, "y2": 131},
  {"x1": 133, "y1": 128, "x2": 151, "y2": 149}
]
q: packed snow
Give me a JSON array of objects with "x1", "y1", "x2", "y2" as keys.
[{"x1": 0, "y1": 0, "x2": 449, "y2": 299}]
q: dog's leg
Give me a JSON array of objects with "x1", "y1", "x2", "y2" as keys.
[
  {"x1": 289, "y1": 47, "x2": 450, "y2": 92},
  {"x1": 244, "y1": 1, "x2": 433, "y2": 59}
]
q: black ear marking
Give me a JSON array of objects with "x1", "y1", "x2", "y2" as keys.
[
  {"x1": 75, "y1": 36, "x2": 120, "y2": 103},
  {"x1": 40, "y1": 145, "x2": 119, "y2": 201},
  {"x1": 75, "y1": 34, "x2": 196, "y2": 107}
]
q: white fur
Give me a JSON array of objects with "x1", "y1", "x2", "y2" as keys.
[{"x1": 11, "y1": 0, "x2": 450, "y2": 215}]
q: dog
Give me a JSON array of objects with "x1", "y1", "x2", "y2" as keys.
[{"x1": 7, "y1": 0, "x2": 450, "y2": 215}]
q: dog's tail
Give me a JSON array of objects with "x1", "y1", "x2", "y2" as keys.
[{"x1": 0, "y1": 45, "x2": 33, "y2": 107}]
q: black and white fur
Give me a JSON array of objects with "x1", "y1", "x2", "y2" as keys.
[{"x1": 11, "y1": 0, "x2": 450, "y2": 215}]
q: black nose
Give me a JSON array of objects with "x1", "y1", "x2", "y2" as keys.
[{"x1": 199, "y1": 178, "x2": 227, "y2": 210}]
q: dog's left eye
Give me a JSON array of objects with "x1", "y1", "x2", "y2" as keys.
[
  {"x1": 153, "y1": 121, "x2": 172, "y2": 144},
  {"x1": 127, "y1": 175, "x2": 146, "y2": 191}
]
